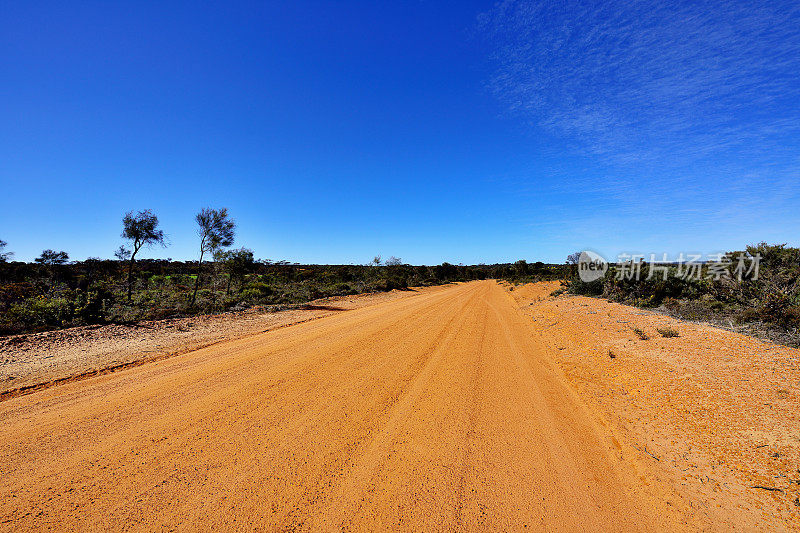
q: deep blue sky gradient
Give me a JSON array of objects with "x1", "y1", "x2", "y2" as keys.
[{"x1": 2, "y1": 1, "x2": 798, "y2": 264}]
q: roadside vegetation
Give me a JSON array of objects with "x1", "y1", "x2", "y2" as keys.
[
  {"x1": 564, "y1": 243, "x2": 800, "y2": 346},
  {"x1": 14, "y1": 213, "x2": 793, "y2": 346},
  {"x1": 0, "y1": 215, "x2": 563, "y2": 336}
]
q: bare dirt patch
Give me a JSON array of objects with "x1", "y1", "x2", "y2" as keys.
[{"x1": 508, "y1": 281, "x2": 800, "y2": 531}]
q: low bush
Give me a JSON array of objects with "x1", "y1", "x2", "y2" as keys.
[
  {"x1": 4, "y1": 297, "x2": 74, "y2": 333},
  {"x1": 657, "y1": 326, "x2": 679, "y2": 338}
]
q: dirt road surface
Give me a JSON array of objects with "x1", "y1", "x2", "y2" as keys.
[{"x1": 0, "y1": 281, "x2": 707, "y2": 530}]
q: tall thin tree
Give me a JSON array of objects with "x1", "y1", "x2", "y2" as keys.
[
  {"x1": 121, "y1": 210, "x2": 166, "y2": 301},
  {"x1": 191, "y1": 207, "x2": 235, "y2": 307}
]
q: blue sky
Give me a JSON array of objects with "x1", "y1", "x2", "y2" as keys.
[{"x1": 2, "y1": 1, "x2": 798, "y2": 264}]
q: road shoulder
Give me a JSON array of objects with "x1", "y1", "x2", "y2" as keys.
[{"x1": 507, "y1": 281, "x2": 800, "y2": 531}]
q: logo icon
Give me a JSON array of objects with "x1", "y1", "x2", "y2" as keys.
[{"x1": 578, "y1": 250, "x2": 608, "y2": 282}]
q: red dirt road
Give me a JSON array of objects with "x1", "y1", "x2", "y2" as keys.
[{"x1": 0, "y1": 281, "x2": 690, "y2": 530}]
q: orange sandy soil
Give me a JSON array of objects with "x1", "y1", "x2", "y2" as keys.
[
  {"x1": 507, "y1": 280, "x2": 800, "y2": 530},
  {"x1": 0, "y1": 280, "x2": 797, "y2": 530}
]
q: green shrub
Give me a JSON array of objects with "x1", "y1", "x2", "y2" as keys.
[
  {"x1": 333, "y1": 283, "x2": 356, "y2": 295},
  {"x1": 242, "y1": 282, "x2": 273, "y2": 296},
  {"x1": 239, "y1": 288, "x2": 263, "y2": 303},
  {"x1": 566, "y1": 278, "x2": 603, "y2": 296},
  {"x1": 7, "y1": 297, "x2": 74, "y2": 332},
  {"x1": 75, "y1": 284, "x2": 114, "y2": 324},
  {"x1": 657, "y1": 326, "x2": 679, "y2": 338}
]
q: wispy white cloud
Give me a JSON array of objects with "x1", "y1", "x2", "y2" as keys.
[
  {"x1": 483, "y1": 0, "x2": 800, "y2": 163},
  {"x1": 480, "y1": 0, "x2": 800, "y2": 251}
]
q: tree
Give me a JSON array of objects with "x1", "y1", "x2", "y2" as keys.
[
  {"x1": 35, "y1": 249, "x2": 69, "y2": 265},
  {"x1": 35, "y1": 249, "x2": 69, "y2": 293},
  {"x1": 121, "y1": 210, "x2": 166, "y2": 301},
  {"x1": 114, "y1": 245, "x2": 131, "y2": 261},
  {"x1": 0, "y1": 239, "x2": 12, "y2": 262},
  {"x1": 385, "y1": 256, "x2": 402, "y2": 266},
  {"x1": 434, "y1": 262, "x2": 458, "y2": 281},
  {"x1": 565, "y1": 251, "x2": 582, "y2": 280},
  {"x1": 220, "y1": 247, "x2": 254, "y2": 294},
  {"x1": 191, "y1": 207, "x2": 235, "y2": 306},
  {"x1": 513, "y1": 259, "x2": 529, "y2": 278}
]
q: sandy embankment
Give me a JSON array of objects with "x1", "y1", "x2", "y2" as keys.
[{"x1": 508, "y1": 281, "x2": 800, "y2": 530}]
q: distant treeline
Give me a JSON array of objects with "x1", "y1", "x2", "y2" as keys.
[{"x1": 0, "y1": 256, "x2": 565, "y2": 336}]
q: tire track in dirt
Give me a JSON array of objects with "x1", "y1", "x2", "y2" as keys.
[{"x1": 310, "y1": 284, "x2": 484, "y2": 531}]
